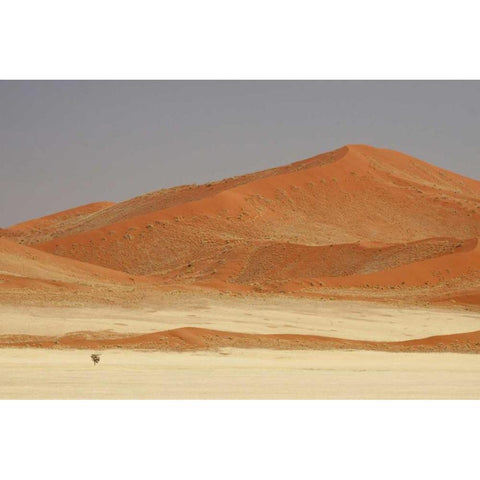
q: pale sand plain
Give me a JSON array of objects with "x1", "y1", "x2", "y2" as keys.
[
  {"x1": 1, "y1": 297, "x2": 480, "y2": 399},
  {"x1": 1, "y1": 296, "x2": 479, "y2": 341},
  {"x1": 2, "y1": 347, "x2": 480, "y2": 399}
]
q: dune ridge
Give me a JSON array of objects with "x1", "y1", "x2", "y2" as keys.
[{"x1": 3, "y1": 325, "x2": 480, "y2": 354}]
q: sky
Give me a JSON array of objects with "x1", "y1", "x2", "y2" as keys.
[{"x1": 1, "y1": 80, "x2": 479, "y2": 227}]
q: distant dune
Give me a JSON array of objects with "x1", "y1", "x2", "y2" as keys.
[
  {"x1": 5, "y1": 202, "x2": 115, "y2": 245},
  {"x1": 1, "y1": 144, "x2": 479, "y2": 306}
]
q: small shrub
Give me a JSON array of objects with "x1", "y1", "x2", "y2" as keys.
[{"x1": 91, "y1": 353, "x2": 101, "y2": 366}]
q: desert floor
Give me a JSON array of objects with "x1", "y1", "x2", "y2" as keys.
[
  {"x1": 2, "y1": 295, "x2": 480, "y2": 341},
  {"x1": 3, "y1": 347, "x2": 480, "y2": 399},
  {"x1": 1, "y1": 297, "x2": 480, "y2": 399}
]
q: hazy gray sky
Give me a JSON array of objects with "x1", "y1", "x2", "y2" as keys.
[{"x1": 1, "y1": 80, "x2": 479, "y2": 227}]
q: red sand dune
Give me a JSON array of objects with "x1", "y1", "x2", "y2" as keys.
[
  {"x1": 3, "y1": 326, "x2": 480, "y2": 354},
  {"x1": 3, "y1": 144, "x2": 480, "y2": 305}
]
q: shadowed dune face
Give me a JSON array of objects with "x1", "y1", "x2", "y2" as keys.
[
  {"x1": 2, "y1": 144, "x2": 480, "y2": 305},
  {"x1": 0, "y1": 238, "x2": 134, "y2": 285},
  {"x1": 0, "y1": 237, "x2": 145, "y2": 306}
]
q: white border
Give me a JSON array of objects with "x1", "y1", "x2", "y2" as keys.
[
  {"x1": 2, "y1": 400, "x2": 480, "y2": 479},
  {"x1": 1, "y1": 0, "x2": 479, "y2": 79}
]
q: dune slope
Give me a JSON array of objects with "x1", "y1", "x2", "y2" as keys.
[{"x1": 3, "y1": 202, "x2": 114, "y2": 245}]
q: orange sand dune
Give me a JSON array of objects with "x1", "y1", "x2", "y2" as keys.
[
  {"x1": 4, "y1": 144, "x2": 480, "y2": 306},
  {"x1": 21, "y1": 145, "x2": 480, "y2": 253},
  {"x1": 36, "y1": 148, "x2": 348, "y2": 239},
  {"x1": 3, "y1": 325, "x2": 480, "y2": 354}
]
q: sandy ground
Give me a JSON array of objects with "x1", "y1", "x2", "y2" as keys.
[
  {"x1": 1, "y1": 298, "x2": 479, "y2": 399},
  {"x1": 2, "y1": 347, "x2": 480, "y2": 399},
  {"x1": 1, "y1": 297, "x2": 479, "y2": 341}
]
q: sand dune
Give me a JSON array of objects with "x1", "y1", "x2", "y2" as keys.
[
  {"x1": 4, "y1": 144, "x2": 472, "y2": 306},
  {"x1": 4, "y1": 324, "x2": 480, "y2": 354},
  {"x1": 1, "y1": 144, "x2": 479, "y2": 307}
]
